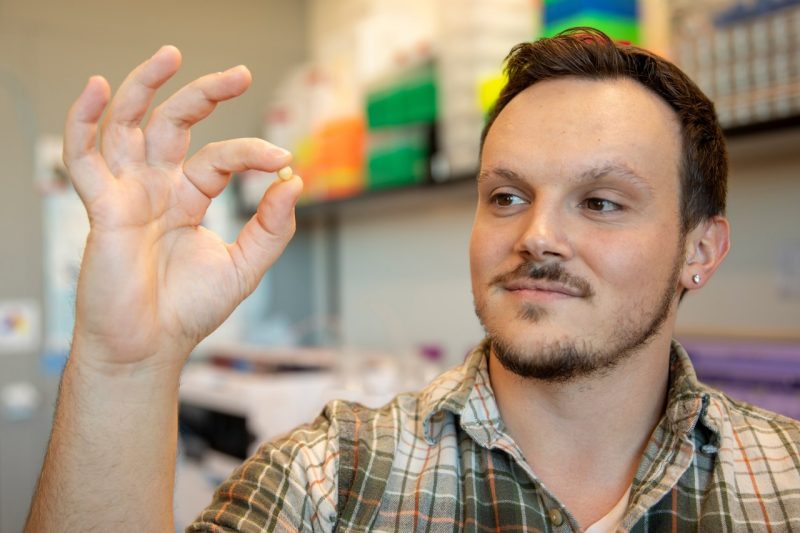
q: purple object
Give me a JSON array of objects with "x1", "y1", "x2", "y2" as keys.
[
  {"x1": 419, "y1": 344, "x2": 444, "y2": 362},
  {"x1": 679, "y1": 338, "x2": 800, "y2": 420}
]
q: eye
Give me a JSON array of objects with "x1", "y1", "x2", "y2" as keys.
[
  {"x1": 581, "y1": 197, "x2": 621, "y2": 212},
  {"x1": 490, "y1": 192, "x2": 526, "y2": 207}
]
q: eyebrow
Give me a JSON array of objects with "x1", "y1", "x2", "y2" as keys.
[
  {"x1": 576, "y1": 163, "x2": 654, "y2": 192},
  {"x1": 478, "y1": 162, "x2": 654, "y2": 193},
  {"x1": 477, "y1": 166, "x2": 525, "y2": 184}
]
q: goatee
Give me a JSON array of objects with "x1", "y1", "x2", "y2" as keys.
[{"x1": 476, "y1": 256, "x2": 682, "y2": 383}]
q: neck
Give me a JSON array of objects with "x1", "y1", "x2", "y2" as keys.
[{"x1": 488, "y1": 332, "x2": 673, "y2": 526}]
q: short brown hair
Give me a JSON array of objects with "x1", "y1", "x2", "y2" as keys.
[{"x1": 481, "y1": 27, "x2": 727, "y2": 233}]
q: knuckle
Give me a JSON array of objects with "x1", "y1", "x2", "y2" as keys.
[
  {"x1": 193, "y1": 141, "x2": 223, "y2": 165},
  {"x1": 165, "y1": 107, "x2": 193, "y2": 129},
  {"x1": 148, "y1": 104, "x2": 164, "y2": 123}
]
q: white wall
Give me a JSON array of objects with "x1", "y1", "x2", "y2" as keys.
[
  {"x1": 676, "y1": 129, "x2": 800, "y2": 338},
  {"x1": 337, "y1": 185, "x2": 484, "y2": 365}
]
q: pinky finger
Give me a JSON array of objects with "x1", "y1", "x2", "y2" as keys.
[{"x1": 63, "y1": 76, "x2": 115, "y2": 203}]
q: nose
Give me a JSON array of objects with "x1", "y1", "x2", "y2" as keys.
[{"x1": 514, "y1": 198, "x2": 574, "y2": 262}]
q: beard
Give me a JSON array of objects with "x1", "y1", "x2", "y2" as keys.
[{"x1": 474, "y1": 252, "x2": 683, "y2": 383}]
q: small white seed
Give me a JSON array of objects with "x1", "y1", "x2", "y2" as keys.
[{"x1": 277, "y1": 166, "x2": 293, "y2": 181}]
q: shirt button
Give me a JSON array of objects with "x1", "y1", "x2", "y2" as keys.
[
  {"x1": 701, "y1": 444, "x2": 718, "y2": 455},
  {"x1": 548, "y1": 508, "x2": 564, "y2": 526}
]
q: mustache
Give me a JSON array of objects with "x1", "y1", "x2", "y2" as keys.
[{"x1": 491, "y1": 262, "x2": 594, "y2": 298}]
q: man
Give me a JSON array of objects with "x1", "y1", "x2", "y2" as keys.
[{"x1": 27, "y1": 28, "x2": 799, "y2": 532}]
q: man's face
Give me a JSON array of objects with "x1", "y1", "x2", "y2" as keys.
[{"x1": 471, "y1": 77, "x2": 686, "y2": 381}]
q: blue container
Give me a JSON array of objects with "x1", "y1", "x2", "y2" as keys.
[{"x1": 544, "y1": 0, "x2": 638, "y2": 24}]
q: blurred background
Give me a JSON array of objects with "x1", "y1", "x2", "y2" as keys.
[{"x1": 1, "y1": 0, "x2": 799, "y2": 530}]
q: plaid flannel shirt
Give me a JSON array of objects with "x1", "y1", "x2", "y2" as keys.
[{"x1": 188, "y1": 340, "x2": 800, "y2": 532}]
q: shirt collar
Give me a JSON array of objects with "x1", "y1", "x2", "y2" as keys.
[
  {"x1": 417, "y1": 338, "x2": 498, "y2": 445},
  {"x1": 664, "y1": 340, "x2": 720, "y2": 439},
  {"x1": 417, "y1": 338, "x2": 720, "y2": 445}
]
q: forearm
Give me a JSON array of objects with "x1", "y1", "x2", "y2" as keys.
[{"x1": 26, "y1": 343, "x2": 183, "y2": 532}]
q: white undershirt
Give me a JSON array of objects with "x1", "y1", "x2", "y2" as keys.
[{"x1": 584, "y1": 485, "x2": 631, "y2": 533}]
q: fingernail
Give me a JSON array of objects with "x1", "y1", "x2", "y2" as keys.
[
  {"x1": 271, "y1": 146, "x2": 292, "y2": 159},
  {"x1": 154, "y1": 44, "x2": 178, "y2": 58},
  {"x1": 224, "y1": 65, "x2": 248, "y2": 75},
  {"x1": 83, "y1": 76, "x2": 108, "y2": 97}
]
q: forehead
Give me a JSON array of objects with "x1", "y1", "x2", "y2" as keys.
[{"x1": 482, "y1": 77, "x2": 682, "y2": 192}]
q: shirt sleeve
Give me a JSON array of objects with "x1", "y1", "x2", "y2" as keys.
[{"x1": 186, "y1": 408, "x2": 341, "y2": 533}]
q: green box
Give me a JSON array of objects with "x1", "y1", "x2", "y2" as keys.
[
  {"x1": 543, "y1": 13, "x2": 639, "y2": 44},
  {"x1": 367, "y1": 140, "x2": 428, "y2": 190},
  {"x1": 366, "y1": 63, "x2": 437, "y2": 129}
]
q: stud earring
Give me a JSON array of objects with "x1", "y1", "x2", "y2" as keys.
[{"x1": 692, "y1": 274, "x2": 701, "y2": 285}]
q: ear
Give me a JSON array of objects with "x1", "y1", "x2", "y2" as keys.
[{"x1": 681, "y1": 215, "x2": 730, "y2": 291}]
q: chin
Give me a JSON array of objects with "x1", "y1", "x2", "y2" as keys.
[
  {"x1": 484, "y1": 309, "x2": 672, "y2": 383},
  {"x1": 480, "y1": 301, "x2": 577, "y2": 345}
]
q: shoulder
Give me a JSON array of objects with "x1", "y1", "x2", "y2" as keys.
[
  {"x1": 186, "y1": 393, "x2": 424, "y2": 532},
  {"x1": 186, "y1": 354, "x2": 479, "y2": 533},
  {"x1": 187, "y1": 405, "x2": 343, "y2": 532},
  {"x1": 706, "y1": 390, "x2": 800, "y2": 448},
  {"x1": 322, "y1": 392, "x2": 426, "y2": 473},
  {"x1": 704, "y1": 390, "x2": 800, "y2": 497},
  {"x1": 323, "y1": 392, "x2": 422, "y2": 432}
]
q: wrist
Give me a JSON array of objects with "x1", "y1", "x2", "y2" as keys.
[{"x1": 68, "y1": 332, "x2": 189, "y2": 383}]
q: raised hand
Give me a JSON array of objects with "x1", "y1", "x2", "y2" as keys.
[
  {"x1": 27, "y1": 47, "x2": 303, "y2": 531},
  {"x1": 64, "y1": 45, "x2": 302, "y2": 372}
]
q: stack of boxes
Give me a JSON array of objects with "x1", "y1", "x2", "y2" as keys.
[
  {"x1": 674, "y1": 0, "x2": 800, "y2": 129},
  {"x1": 436, "y1": 0, "x2": 537, "y2": 177},
  {"x1": 365, "y1": 62, "x2": 438, "y2": 190},
  {"x1": 543, "y1": 0, "x2": 640, "y2": 44},
  {"x1": 259, "y1": 66, "x2": 367, "y2": 206}
]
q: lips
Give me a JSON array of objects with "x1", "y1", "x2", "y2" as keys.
[
  {"x1": 503, "y1": 279, "x2": 586, "y2": 297},
  {"x1": 490, "y1": 262, "x2": 594, "y2": 299}
]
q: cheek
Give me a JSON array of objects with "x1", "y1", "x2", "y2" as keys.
[
  {"x1": 469, "y1": 222, "x2": 511, "y2": 279},
  {"x1": 582, "y1": 231, "x2": 678, "y2": 293},
  {"x1": 468, "y1": 231, "x2": 488, "y2": 289}
]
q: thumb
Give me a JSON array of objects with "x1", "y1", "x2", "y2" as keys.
[{"x1": 229, "y1": 175, "x2": 303, "y2": 294}]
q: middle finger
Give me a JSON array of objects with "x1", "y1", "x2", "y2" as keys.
[
  {"x1": 144, "y1": 65, "x2": 252, "y2": 167},
  {"x1": 100, "y1": 45, "x2": 182, "y2": 173}
]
